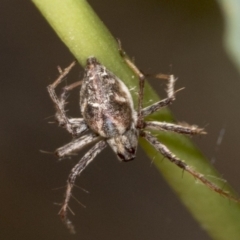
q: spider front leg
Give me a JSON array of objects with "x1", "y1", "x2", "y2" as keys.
[
  {"x1": 59, "y1": 140, "x2": 107, "y2": 234},
  {"x1": 47, "y1": 61, "x2": 88, "y2": 136},
  {"x1": 142, "y1": 131, "x2": 239, "y2": 202},
  {"x1": 118, "y1": 40, "x2": 177, "y2": 123},
  {"x1": 118, "y1": 40, "x2": 145, "y2": 127},
  {"x1": 141, "y1": 74, "x2": 177, "y2": 118}
]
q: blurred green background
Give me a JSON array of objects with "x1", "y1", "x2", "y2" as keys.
[{"x1": 1, "y1": 1, "x2": 240, "y2": 239}]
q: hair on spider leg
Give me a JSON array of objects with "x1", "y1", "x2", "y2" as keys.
[
  {"x1": 211, "y1": 127, "x2": 226, "y2": 164},
  {"x1": 39, "y1": 149, "x2": 78, "y2": 163},
  {"x1": 54, "y1": 202, "x2": 76, "y2": 225},
  {"x1": 52, "y1": 185, "x2": 68, "y2": 191},
  {"x1": 204, "y1": 174, "x2": 228, "y2": 188},
  {"x1": 52, "y1": 184, "x2": 89, "y2": 194},
  {"x1": 39, "y1": 149, "x2": 55, "y2": 155},
  {"x1": 73, "y1": 184, "x2": 90, "y2": 194},
  {"x1": 149, "y1": 155, "x2": 156, "y2": 166},
  {"x1": 57, "y1": 154, "x2": 76, "y2": 162},
  {"x1": 70, "y1": 194, "x2": 86, "y2": 208},
  {"x1": 191, "y1": 174, "x2": 229, "y2": 195},
  {"x1": 128, "y1": 86, "x2": 137, "y2": 92},
  {"x1": 67, "y1": 206, "x2": 75, "y2": 216},
  {"x1": 181, "y1": 169, "x2": 186, "y2": 179},
  {"x1": 44, "y1": 114, "x2": 56, "y2": 121}
]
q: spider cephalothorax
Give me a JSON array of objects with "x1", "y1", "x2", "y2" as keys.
[{"x1": 47, "y1": 46, "x2": 238, "y2": 233}]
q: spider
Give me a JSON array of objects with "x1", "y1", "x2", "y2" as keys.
[{"x1": 47, "y1": 45, "x2": 238, "y2": 233}]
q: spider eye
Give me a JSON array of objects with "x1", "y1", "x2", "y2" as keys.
[{"x1": 117, "y1": 153, "x2": 135, "y2": 162}]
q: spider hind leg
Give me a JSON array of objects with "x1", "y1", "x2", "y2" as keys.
[
  {"x1": 142, "y1": 131, "x2": 239, "y2": 202},
  {"x1": 59, "y1": 140, "x2": 107, "y2": 234}
]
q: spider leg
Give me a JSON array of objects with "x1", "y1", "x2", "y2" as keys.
[
  {"x1": 59, "y1": 140, "x2": 107, "y2": 234},
  {"x1": 118, "y1": 40, "x2": 145, "y2": 127},
  {"x1": 144, "y1": 121, "x2": 206, "y2": 135},
  {"x1": 68, "y1": 118, "x2": 88, "y2": 136},
  {"x1": 56, "y1": 132, "x2": 101, "y2": 158},
  {"x1": 118, "y1": 41, "x2": 179, "y2": 126},
  {"x1": 141, "y1": 75, "x2": 176, "y2": 117},
  {"x1": 142, "y1": 131, "x2": 239, "y2": 202},
  {"x1": 47, "y1": 61, "x2": 88, "y2": 136}
]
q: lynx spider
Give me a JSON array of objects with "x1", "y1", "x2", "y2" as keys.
[{"x1": 48, "y1": 44, "x2": 238, "y2": 233}]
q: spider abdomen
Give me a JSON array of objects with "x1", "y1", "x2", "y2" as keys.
[{"x1": 80, "y1": 57, "x2": 137, "y2": 138}]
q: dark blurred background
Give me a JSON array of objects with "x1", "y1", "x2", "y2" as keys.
[{"x1": 1, "y1": 0, "x2": 240, "y2": 239}]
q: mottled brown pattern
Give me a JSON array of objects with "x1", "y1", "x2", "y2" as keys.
[{"x1": 80, "y1": 57, "x2": 135, "y2": 138}]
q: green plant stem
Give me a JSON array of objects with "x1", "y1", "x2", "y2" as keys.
[{"x1": 32, "y1": 0, "x2": 240, "y2": 239}]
